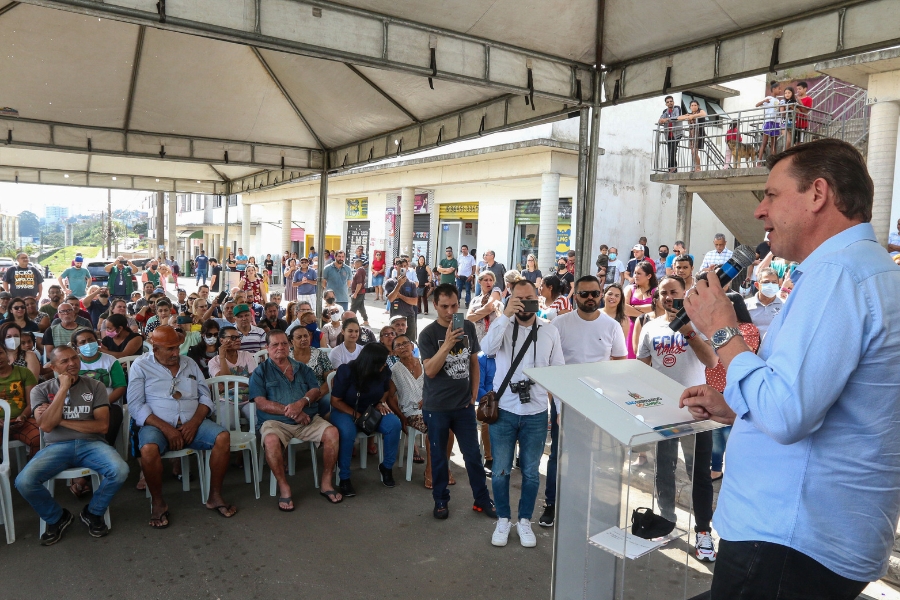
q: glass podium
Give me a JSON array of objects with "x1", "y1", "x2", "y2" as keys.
[{"x1": 525, "y1": 360, "x2": 725, "y2": 600}]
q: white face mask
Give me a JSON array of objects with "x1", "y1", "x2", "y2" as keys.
[
  {"x1": 4, "y1": 337, "x2": 20, "y2": 350},
  {"x1": 330, "y1": 312, "x2": 340, "y2": 322},
  {"x1": 760, "y1": 283, "x2": 780, "y2": 298},
  {"x1": 204, "y1": 336, "x2": 218, "y2": 345}
]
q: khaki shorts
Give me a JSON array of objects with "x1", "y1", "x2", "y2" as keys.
[{"x1": 259, "y1": 416, "x2": 332, "y2": 448}]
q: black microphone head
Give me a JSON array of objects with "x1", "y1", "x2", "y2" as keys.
[{"x1": 732, "y1": 245, "x2": 756, "y2": 269}]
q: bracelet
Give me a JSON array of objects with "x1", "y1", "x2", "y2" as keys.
[{"x1": 684, "y1": 330, "x2": 697, "y2": 341}]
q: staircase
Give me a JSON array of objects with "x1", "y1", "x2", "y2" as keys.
[{"x1": 806, "y1": 76, "x2": 870, "y2": 153}]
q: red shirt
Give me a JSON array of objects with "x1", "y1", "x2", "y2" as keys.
[
  {"x1": 796, "y1": 96, "x2": 813, "y2": 128},
  {"x1": 371, "y1": 257, "x2": 385, "y2": 276}
]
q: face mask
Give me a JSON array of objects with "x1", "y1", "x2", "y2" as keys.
[
  {"x1": 760, "y1": 283, "x2": 781, "y2": 298},
  {"x1": 609, "y1": 253, "x2": 617, "y2": 261},
  {"x1": 79, "y1": 342, "x2": 99, "y2": 358},
  {"x1": 659, "y1": 252, "x2": 669, "y2": 259},
  {"x1": 305, "y1": 323, "x2": 319, "y2": 333},
  {"x1": 739, "y1": 284, "x2": 752, "y2": 296},
  {"x1": 330, "y1": 312, "x2": 341, "y2": 322},
  {"x1": 204, "y1": 336, "x2": 218, "y2": 345},
  {"x1": 325, "y1": 297, "x2": 335, "y2": 304},
  {"x1": 105, "y1": 329, "x2": 116, "y2": 337},
  {"x1": 4, "y1": 337, "x2": 20, "y2": 350}
]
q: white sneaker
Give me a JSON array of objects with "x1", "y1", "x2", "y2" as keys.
[
  {"x1": 694, "y1": 531, "x2": 717, "y2": 562},
  {"x1": 492, "y1": 518, "x2": 512, "y2": 547},
  {"x1": 517, "y1": 519, "x2": 537, "y2": 548}
]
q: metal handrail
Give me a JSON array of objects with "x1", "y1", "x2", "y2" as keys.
[{"x1": 652, "y1": 104, "x2": 844, "y2": 174}]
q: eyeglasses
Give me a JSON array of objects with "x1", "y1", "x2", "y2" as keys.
[
  {"x1": 221, "y1": 334, "x2": 243, "y2": 341},
  {"x1": 381, "y1": 331, "x2": 396, "y2": 337},
  {"x1": 168, "y1": 378, "x2": 183, "y2": 400},
  {"x1": 57, "y1": 309, "x2": 74, "y2": 314},
  {"x1": 10, "y1": 306, "x2": 24, "y2": 310},
  {"x1": 577, "y1": 290, "x2": 602, "y2": 298}
]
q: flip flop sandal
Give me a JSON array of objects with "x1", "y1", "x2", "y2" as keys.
[
  {"x1": 207, "y1": 504, "x2": 238, "y2": 518},
  {"x1": 149, "y1": 511, "x2": 170, "y2": 529},
  {"x1": 319, "y1": 490, "x2": 343, "y2": 504},
  {"x1": 277, "y1": 497, "x2": 295, "y2": 512}
]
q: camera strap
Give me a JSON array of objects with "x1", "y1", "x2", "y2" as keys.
[{"x1": 496, "y1": 320, "x2": 538, "y2": 398}]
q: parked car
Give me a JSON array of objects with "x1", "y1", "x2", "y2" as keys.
[{"x1": 0, "y1": 257, "x2": 14, "y2": 278}]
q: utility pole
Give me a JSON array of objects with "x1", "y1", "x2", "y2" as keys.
[{"x1": 107, "y1": 189, "x2": 112, "y2": 258}]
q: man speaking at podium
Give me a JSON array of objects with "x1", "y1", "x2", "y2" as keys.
[{"x1": 680, "y1": 139, "x2": 900, "y2": 599}]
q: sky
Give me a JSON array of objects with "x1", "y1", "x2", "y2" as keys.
[{"x1": 0, "y1": 183, "x2": 149, "y2": 217}]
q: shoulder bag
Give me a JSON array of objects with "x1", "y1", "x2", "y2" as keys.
[
  {"x1": 477, "y1": 322, "x2": 538, "y2": 424},
  {"x1": 354, "y1": 390, "x2": 383, "y2": 435}
]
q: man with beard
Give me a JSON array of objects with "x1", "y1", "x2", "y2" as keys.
[
  {"x1": 321, "y1": 251, "x2": 353, "y2": 311},
  {"x1": 542, "y1": 275, "x2": 627, "y2": 526},
  {"x1": 480, "y1": 279, "x2": 564, "y2": 548}
]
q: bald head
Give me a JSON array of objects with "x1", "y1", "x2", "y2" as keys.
[{"x1": 341, "y1": 311, "x2": 355, "y2": 322}]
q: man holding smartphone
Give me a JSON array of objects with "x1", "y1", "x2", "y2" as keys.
[
  {"x1": 480, "y1": 279, "x2": 564, "y2": 548},
  {"x1": 420, "y1": 283, "x2": 496, "y2": 520},
  {"x1": 385, "y1": 267, "x2": 419, "y2": 341}
]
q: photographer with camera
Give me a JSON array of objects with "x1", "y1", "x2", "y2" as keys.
[
  {"x1": 479, "y1": 279, "x2": 564, "y2": 549},
  {"x1": 104, "y1": 256, "x2": 139, "y2": 302}
]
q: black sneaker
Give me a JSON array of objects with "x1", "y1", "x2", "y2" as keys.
[
  {"x1": 484, "y1": 458, "x2": 493, "y2": 478},
  {"x1": 80, "y1": 505, "x2": 109, "y2": 538},
  {"x1": 472, "y1": 499, "x2": 497, "y2": 518},
  {"x1": 433, "y1": 502, "x2": 449, "y2": 519},
  {"x1": 378, "y1": 463, "x2": 395, "y2": 488},
  {"x1": 539, "y1": 504, "x2": 555, "y2": 527},
  {"x1": 40, "y1": 509, "x2": 74, "y2": 546},
  {"x1": 338, "y1": 478, "x2": 357, "y2": 497}
]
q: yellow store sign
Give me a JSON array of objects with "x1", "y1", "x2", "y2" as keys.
[{"x1": 439, "y1": 202, "x2": 479, "y2": 220}]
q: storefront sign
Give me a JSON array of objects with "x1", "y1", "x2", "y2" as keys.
[
  {"x1": 414, "y1": 193, "x2": 429, "y2": 214},
  {"x1": 556, "y1": 225, "x2": 572, "y2": 260},
  {"x1": 290, "y1": 227, "x2": 305, "y2": 242},
  {"x1": 439, "y1": 202, "x2": 479, "y2": 220},
  {"x1": 385, "y1": 208, "x2": 396, "y2": 236},
  {"x1": 345, "y1": 197, "x2": 368, "y2": 219},
  {"x1": 346, "y1": 221, "x2": 370, "y2": 258}
]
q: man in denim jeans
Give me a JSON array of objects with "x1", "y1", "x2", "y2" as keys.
[
  {"x1": 16, "y1": 346, "x2": 129, "y2": 545},
  {"x1": 479, "y1": 279, "x2": 564, "y2": 547},
  {"x1": 419, "y1": 283, "x2": 496, "y2": 520}
]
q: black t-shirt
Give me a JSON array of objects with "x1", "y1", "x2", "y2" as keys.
[
  {"x1": 384, "y1": 278, "x2": 418, "y2": 321},
  {"x1": 756, "y1": 241, "x2": 771, "y2": 259},
  {"x1": 626, "y1": 257, "x2": 648, "y2": 276},
  {"x1": 4, "y1": 267, "x2": 43, "y2": 297},
  {"x1": 522, "y1": 269, "x2": 542, "y2": 284},
  {"x1": 260, "y1": 317, "x2": 288, "y2": 332},
  {"x1": 88, "y1": 299, "x2": 110, "y2": 327},
  {"x1": 419, "y1": 319, "x2": 480, "y2": 412},
  {"x1": 331, "y1": 364, "x2": 390, "y2": 413},
  {"x1": 555, "y1": 269, "x2": 574, "y2": 294},
  {"x1": 210, "y1": 265, "x2": 223, "y2": 292},
  {"x1": 264, "y1": 259, "x2": 274, "y2": 272},
  {"x1": 102, "y1": 331, "x2": 143, "y2": 355}
]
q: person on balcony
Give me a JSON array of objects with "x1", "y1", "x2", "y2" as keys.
[
  {"x1": 658, "y1": 95, "x2": 682, "y2": 173},
  {"x1": 677, "y1": 100, "x2": 707, "y2": 172},
  {"x1": 757, "y1": 81, "x2": 783, "y2": 163}
]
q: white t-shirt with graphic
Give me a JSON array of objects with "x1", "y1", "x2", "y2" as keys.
[
  {"x1": 637, "y1": 316, "x2": 706, "y2": 387},
  {"x1": 550, "y1": 310, "x2": 627, "y2": 364}
]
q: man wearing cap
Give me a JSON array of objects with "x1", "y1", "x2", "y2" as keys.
[
  {"x1": 104, "y1": 256, "x2": 138, "y2": 301},
  {"x1": 390, "y1": 315, "x2": 420, "y2": 357},
  {"x1": 292, "y1": 257, "x2": 317, "y2": 307},
  {"x1": 174, "y1": 288, "x2": 191, "y2": 316},
  {"x1": 233, "y1": 303, "x2": 266, "y2": 353},
  {"x1": 4, "y1": 252, "x2": 44, "y2": 299},
  {"x1": 128, "y1": 326, "x2": 237, "y2": 527},
  {"x1": 59, "y1": 256, "x2": 90, "y2": 300},
  {"x1": 625, "y1": 244, "x2": 648, "y2": 284}
]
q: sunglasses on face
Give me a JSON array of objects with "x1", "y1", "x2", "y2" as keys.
[{"x1": 577, "y1": 290, "x2": 602, "y2": 298}]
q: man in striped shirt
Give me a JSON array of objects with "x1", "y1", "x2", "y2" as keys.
[{"x1": 700, "y1": 233, "x2": 733, "y2": 272}]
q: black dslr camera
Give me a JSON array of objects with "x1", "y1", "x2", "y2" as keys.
[{"x1": 510, "y1": 380, "x2": 533, "y2": 404}]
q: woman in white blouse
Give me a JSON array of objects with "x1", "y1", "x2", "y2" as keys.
[{"x1": 328, "y1": 318, "x2": 362, "y2": 369}]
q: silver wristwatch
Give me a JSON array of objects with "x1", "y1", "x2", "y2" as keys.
[{"x1": 710, "y1": 327, "x2": 742, "y2": 352}]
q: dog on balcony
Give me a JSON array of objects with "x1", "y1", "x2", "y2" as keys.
[{"x1": 726, "y1": 139, "x2": 757, "y2": 169}]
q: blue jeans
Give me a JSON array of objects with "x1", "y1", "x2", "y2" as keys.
[
  {"x1": 711, "y1": 425, "x2": 731, "y2": 472},
  {"x1": 456, "y1": 276, "x2": 472, "y2": 306},
  {"x1": 330, "y1": 410, "x2": 401, "y2": 481},
  {"x1": 545, "y1": 402, "x2": 559, "y2": 506},
  {"x1": 423, "y1": 405, "x2": 491, "y2": 506},
  {"x1": 490, "y1": 408, "x2": 547, "y2": 521},
  {"x1": 195, "y1": 268, "x2": 207, "y2": 284},
  {"x1": 15, "y1": 440, "x2": 129, "y2": 524},
  {"x1": 138, "y1": 419, "x2": 225, "y2": 455}
]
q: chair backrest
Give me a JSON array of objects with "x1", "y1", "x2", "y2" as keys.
[
  {"x1": 205, "y1": 375, "x2": 253, "y2": 432},
  {"x1": 116, "y1": 355, "x2": 139, "y2": 376},
  {"x1": 253, "y1": 349, "x2": 268, "y2": 365},
  {"x1": 326, "y1": 370, "x2": 335, "y2": 392},
  {"x1": 0, "y1": 400, "x2": 9, "y2": 468},
  {"x1": 142, "y1": 340, "x2": 152, "y2": 355}
]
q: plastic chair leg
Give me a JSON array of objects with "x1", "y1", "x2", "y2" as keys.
[
  {"x1": 181, "y1": 456, "x2": 191, "y2": 492},
  {"x1": 310, "y1": 442, "x2": 319, "y2": 489},
  {"x1": 378, "y1": 435, "x2": 384, "y2": 465},
  {"x1": 248, "y1": 445, "x2": 260, "y2": 500},
  {"x1": 243, "y1": 450, "x2": 252, "y2": 484},
  {"x1": 287, "y1": 444, "x2": 296, "y2": 476},
  {"x1": 0, "y1": 475, "x2": 15, "y2": 544},
  {"x1": 405, "y1": 427, "x2": 416, "y2": 482},
  {"x1": 359, "y1": 435, "x2": 367, "y2": 470}
]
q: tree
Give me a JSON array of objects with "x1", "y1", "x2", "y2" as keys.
[
  {"x1": 132, "y1": 222, "x2": 148, "y2": 235},
  {"x1": 18, "y1": 211, "x2": 40, "y2": 237}
]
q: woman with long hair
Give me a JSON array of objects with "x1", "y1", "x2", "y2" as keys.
[
  {"x1": 467, "y1": 271, "x2": 503, "y2": 341},
  {"x1": 226, "y1": 251, "x2": 237, "y2": 271},
  {"x1": 678, "y1": 99, "x2": 708, "y2": 171},
  {"x1": 101, "y1": 313, "x2": 143, "y2": 358},
  {"x1": 329, "y1": 343, "x2": 401, "y2": 497},
  {"x1": 781, "y1": 86, "x2": 798, "y2": 149},
  {"x1": 522, "y1": 254, "x2": 542, "y2": 287},
  {"x1": 186, "y1": 319, "x2": 221, "y2": 378},
  {"x1": 538, "y1": 274, "x2": 570, "y2": 321},
  {"x1": 240, "y1": 264, "x2": 266, "y2": 305},
  {"x1": 99, "y1": 298, "x2": 139, "y2": 335},
  {"x1": 601, "y1": 283, "x2": 629, "y2": 341},
  {"x1": 0, "y1": 321, "x2": 41, "y2": 382},
  {"x1": 371, "y1": 250, "x2": 386, "y2": 301},
  {"x1": 3, "y1": 297, "x2": 41, "y2": 339},
  {"x1": 415, "y1": 255, "x2": 433, "y2": 315},
  {"x1": 624, "y1": 261, "x2": 657, "y2": 359},
  {"x1": 329, "y1": 318, "x2": 362, "y2": 368},
  {"x1": 290, "y1": 325, "x2": 333, "y2": 390},
  {"x1": 283, "y1": 258, "x2": 299, "y2": 303},
  {"x1": 631, "y1": 288, "x2": 666, "y2": 356},
  {"x1": 23, "y1": 296, "x2": 49, "y2": 333}
]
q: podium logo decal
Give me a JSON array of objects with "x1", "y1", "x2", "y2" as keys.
[{"x1": 625, "y1": 391, "x2": 663, "y2": 408}]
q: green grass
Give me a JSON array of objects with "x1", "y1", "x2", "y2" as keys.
[{"x1": 40, "y1": 246, "x2": 102, "y2": 276}]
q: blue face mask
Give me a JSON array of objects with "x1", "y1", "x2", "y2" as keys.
[
  {"x1": 760, "y1": 283, "x2": 781, "y2": 298},
  {"x1": 305, "y1": 322, "x2": 319, "y2": 333},
  {"x1": 609, "y1": 253, "x2": 617, "y2": 261},
  {"x1": 79, "y1": 341, "x2": 99, "y2": 358}
]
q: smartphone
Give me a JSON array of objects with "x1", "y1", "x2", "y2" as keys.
[
  {"x1": 399, "y1": 267, "x2": 406, "y2": 277},
  {"x1": 451, "y1": 312, "x2": 465, "y2": 331},
  {"x1": 672, "y1": 299, "x2": 684, "y2": 310},
  {"x1": 216, "y1": 290, "x2": 228, "y2": 304},
  {"x1": 521, "y1": 299, "x2": 540, "y2": 313}
]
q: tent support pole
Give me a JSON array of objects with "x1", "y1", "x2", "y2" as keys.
[{"x1": 315, "y1": 156, "x2": 329, "y2": 317}]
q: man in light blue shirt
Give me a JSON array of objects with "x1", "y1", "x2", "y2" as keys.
[
  {"x1": 321, "y1": 250, "x2": 353, "y2": 310},
  {"x1": 235, "y1": 248, "x2": 248, "y2": 272},
  {"x1": 888, "y1": 217, "x2": 900, "y2": 256},
  {"x1": 681, "y1": 139, "x2": 900, "y2": 598}
]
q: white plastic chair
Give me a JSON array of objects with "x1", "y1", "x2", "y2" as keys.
[
  {"x1": 253, "y1": 349, "x2": 268, "y2": 365},
  {"x1": 7, "y1": 440, "x2": 27, "y2": 474},
  {"x1": 142, "y1": 341, "x2": 152, "y2": 355},
  {"x1": 400, "y1": 426, "x2": 427, "y2": 482},
  {"x1": 116, "y1": 355, "x2": 139, "y2": 374},
  {"x1": 0, "y1": 400, "x2": 16, "y2": 543},
  {"x1": 145, "y1": 448, "x2": 208, "y2": 504},
  {"x1": 206, "y1": 375, "x2": 259, "y2": 499},
  {"x1": 115, "y1": 355, "x2": 140, "y2": 460},
  {"x1": 38, "y1": 432, "x2": 111, "y2": 537},
  {"x1": 324, "y1": 371, "x2": 384, "y2": 472}
]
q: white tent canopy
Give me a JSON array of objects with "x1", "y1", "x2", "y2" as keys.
[{"x1": 2, "y1": 0, "x2": 899, "y2": 195}]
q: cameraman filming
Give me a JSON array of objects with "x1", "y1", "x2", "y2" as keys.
[{"x1": 480, "y1": 279, "x2": 564, "y2": 549}]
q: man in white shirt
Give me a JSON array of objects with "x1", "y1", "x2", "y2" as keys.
[
  {"x1": 606, "y1": 246, "x2": 627, "y2": 287},
  {"x1": 541, "y1": 275, "x2": 627, "y2": 526},
  {"x1": 701, "y1": 233, "x2": 734, "y2": 271},
  {"x1": 479, "y1": 279, "x2": 564, "y2": 549},
  {"x1": 456, "y1": 244, "x2": 477, "y2": 307},
  {"x1": 743, "y1": 267, "x2": 783, "y2": 338},
  {"x1": 637, "y1": 275, "x2": 719, "y2": 562}
]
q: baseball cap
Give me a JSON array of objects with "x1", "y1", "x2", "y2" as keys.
[
  {"x1": 632, "y1": 244, "x2": 644, "y2": 251},
  {"x1": 74, "y1": 256, "x2": 83, "y2": 263},
  {"x1": 389, "y1": 315, "x2": 407, "y2": 324},
  {"x1": 0, "y1": 292, "x2": 10, "y2": 299},
  {"x1": 233, "y1": 303, "x2": 251, "y2": 316},
  {"x1": 153, "y1": 287, "x2": 165, "y2": 294}
]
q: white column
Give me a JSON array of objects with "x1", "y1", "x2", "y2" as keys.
[
  {"x1": 675, "y1": 187, "x2": 694, "y2": 252},
  {"x1": 867, "y1": 100, "x2": 900, "y2": 248},
  {"x1": 281, "y1": 200, "x2": 292, "y2": 255},
  {"x1": 241, "y1": 202, "x2": 251, "y2": 256},
  {"x1": 539, "y1": 173, "x2": 561, "y2": 272},
  {"x1": 399, "y1": 187, "x2": 415, "y2": 257},
  {"x1": 167, "y1": 193, "x2": 177, "y2": 261},
  {"x1": 213, "y1": 233, "x2": 221, "y2": 261}
]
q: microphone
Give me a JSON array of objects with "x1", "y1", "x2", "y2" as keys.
[{"x1": 668, "y1": 244, "x2": 756, "y2": 331}]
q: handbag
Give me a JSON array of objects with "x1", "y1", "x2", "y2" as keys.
[
  {"x1": 477, "y1": 322, "x2": 538, "y2": 424},
  {"x1": 630, "y1": 507, "x2": 675, "y2": 540},
  {"x1": 353, "y1": 391, "x2": 382, "y2": 435}
]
